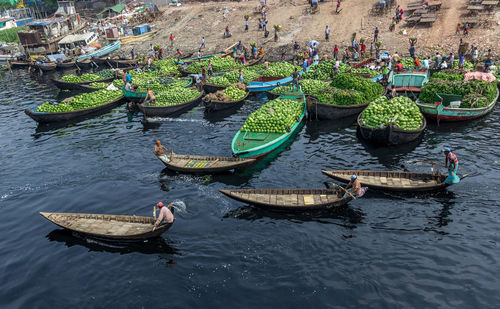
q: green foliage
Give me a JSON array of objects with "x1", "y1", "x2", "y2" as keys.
[
  {"x1": 419, "y1": 79, "x2": 497, "y2": 103},
  {"x1": 0, "y1": 26, "x2": 27, "y2": 43}
]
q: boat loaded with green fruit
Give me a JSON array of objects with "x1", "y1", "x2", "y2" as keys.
[
  {"x1": 232, "y1": 89, "x2": 306, "y2": 158},
  {"x1": 203, "y1": 85, "x2": 249, "y2": 112},
  {"x1": 357, "y1": 96, "x2": 426, "y2": 145},
  {"x1": 51, "y1": 70, "x2": 117, "y2": 91},
  {"x1": 25, "y1": 89, "x2": 125, "y2": 123},
  {"x1": 247, "y1": 61, "x2": 317, "y2": 92},
  {"x1": 138, "y1": 88, "x2": 204, "y2": 118},
  {"x1": 121, "y1": 77, "x2": 193, "y2": 102},
  {"x1": 415, "y1": 77, "x2": 499, "y2": 123}
]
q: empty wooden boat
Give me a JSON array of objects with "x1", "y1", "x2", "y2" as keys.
[
  {"x1": 219, "y1": 188, "x2": 352, "y2": 211},
  {"x1": 322, "y1": 170, "x2": 450, "y2": 191},
  {"x1": 157, "y1": 153, "x2": 255, "y2": 173},
  {"x1": 40, "y1": 212, "x2": 174, "y2": 240}
]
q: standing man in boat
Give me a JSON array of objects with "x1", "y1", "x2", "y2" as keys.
[
  {"x1": 153, "y1": 202, "x2": 175, "y2": 230},
  {"x1": 443, "y1": 147, "x2": 460, "y2": 184},
  {"x1": 144, "y1": 88, "x2": 156, "y2": 105},
  {"x1": 345, "y1": 175, "x2": 362, "y2": 197}
]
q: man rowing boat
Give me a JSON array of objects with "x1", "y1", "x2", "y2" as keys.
[
  {"x1": 443, "y1": 147, "x2": 460, "y2": 184},
  {"x1": 344, "y1": 175, "x2": 362, "y2": 197},
  {"x1": 153, "y1": 202, "x2": 175, "y2": 230},
  {"x1": 154, "y1": 140, "x2": 171, "y2": 164}
]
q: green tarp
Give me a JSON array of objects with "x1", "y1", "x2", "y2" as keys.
[{"x1": 109, "y1": 3, "x2": 126, "y2": 13}]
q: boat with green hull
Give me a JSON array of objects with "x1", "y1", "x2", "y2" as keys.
[
  {"x1": 231, "y1": 90, "x2": 306, "y2": 159},
  {"x1": 415, "y1": 88, "x2": 499, "y2": 123},
  {"x1": 121, "y1": 77, "x2": 193, "y2": 102}
]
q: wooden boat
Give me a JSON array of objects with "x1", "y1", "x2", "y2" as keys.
[
  {"x1": 40, "y1": 212, "x2": 173, "y2": 240},
  {"x1": 307, "y1": 95, "x2": 370, "y2": 120},
  {"x1": 203, "y1": 83, "x2": 227, "y2": 94},
  {"x1": 232, "y1": 90, "x2": 306, "y2": 158},
  {"x1": 10, "y1": 60, "x2": 31, "y2": 68},
  {"x1": 157, "y1": 153, "x2": 255, "y2": 173},
  {"x1": 203, "y1": 91, "x2": 249, "y2": 112},
  {"x1": 75, "y1": 41, "x2": 121, "y2": 61},
  {"x1": 56, "y1": 59, "x2": 92, "y2": 70},
  {"x1": 357, "y1": 112, "x2": 426, "y2": 145},
  {"x1": 25, "y1": 95, "x2": 125, "y2": 124},
  {"x1": 107, "y1": 58, "x2": 137, "y2": 68},
  {"x1": 51, "y1": 76, "x2": 116, "y2": 91},
  {"x1": 34, "y1": 62, "x2": 57, "y2": 71},
  {"x1": 177, "y1": 52, "x2": 226, "y2": 65},
  {"x1": 219, "y1": 188, "x2": 352, "y2": 211},
  {"x1": 247, "y1": 61, "x2": 318, "y2": 92},
  {"x1": 387, "y1": 70, "x2": 429, "y2": 98},
  {"x1": 415, "y1": 88, "x2": 499, "y2": 123},
  {"x1": 122, "y1": 77, "x2": 193, "y2": 102},
  {"x1": 322, "y1": 170, "x2": 451, "y2": 192},
  {"x1": 138, "y1": 91, "x2": 204, "y2": 118}
]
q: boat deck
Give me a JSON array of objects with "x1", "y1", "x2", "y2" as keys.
[{"x1": 233, "y1": 131, "x2": 283, "y2": 153}]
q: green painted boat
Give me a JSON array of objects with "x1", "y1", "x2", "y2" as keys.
[
  {"x1": 231, "y1": 90, "x2": 306, "y2": 159},
  {"x1": 387, "y1": 70, "x2": 429, "y2": 98},
  {"x1": 176, "y1": 52, "x2": 225, "y2": 65},
  {"x1": 121, "y1": 77, "x2": 193, "y2": 102},
  {"x1": 415, "y1": 88, "x2": 499, "y2": 123}
]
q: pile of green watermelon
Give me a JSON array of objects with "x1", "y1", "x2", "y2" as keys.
[
  {"x1": 136, "y1": 77, "x2": 190, "y2": 93},
  {"x1": 419, "y1": 79, "x2": 497, "y2": 104},
  {"x1": 302, "y1": 60, "x2": 350, "y2": 80},
  {"x1": 223, "y1": 69, "x2": 260, "y2": 84},
  {"x1": 330, "y1": 73, "x2": 384, "y2": 102},
  {"x1": 113, "y1": 79, "x2": 124, "y2": 88},
  {"x1": 400, "y1": 57, "x2": 416, "y2": 69},
  {"x1": 154, "y1": 88, "x2": 200, "y2": 106},
  {"x1": 89, "y1": 82, "x2": 109, "y2": 89},
  {"x1": 452, "y1": 59, "x2": 474, "y2": 70},
  {"x1": 262, "y1": 62, "x2": 302, "y2": 78},
  {"x1": 61, "y1": 73, "x2": 104, "y2": 83},
  {"x1": 269, "y1": 84, "x2": 293, "y2": 95},
  {"x1": 207, "y1": 75, "x2": 231, "y2": 86},
  {"x1": 223, "y1": 86, "x2": 247, "y2": 101},
  {"x1": 315, "y1": 87, "x2": 367, "y2": 106},
  {"x1": 36, "y1": 90, "x2": 123, "y2": 113},
  {"x1": 95, "y1": 69, "x2": 115, "y2": 79},
  {"x1": 187, "y1": 56, "x2": 242, "y2": 73},
  {"x1": 241, "y1": 98, "x2": 303, "y2": 133},
  {"x1": 361, "y1": 96, "x2": 424, "y2": 130},
  {"x1": 154, "y1": 58, "x2": 180, "y2": 76},
  {"x1": 351, "y1": 68, "x2": 381, "y2": 78}
]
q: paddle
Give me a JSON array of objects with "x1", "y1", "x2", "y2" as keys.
[
  {"x1": 407, "y1": 160, "x2": 447, "y2": 168},
  {"x1": 327, "y1": 182, "x2": 356, "y2": 200}
]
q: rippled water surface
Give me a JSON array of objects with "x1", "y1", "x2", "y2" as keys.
[{"x1": 0, "y1": 70, "x2": 499, "y2": 308}]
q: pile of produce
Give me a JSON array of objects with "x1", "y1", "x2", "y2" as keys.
[
  {"x1": 330, "y1": 73, "x2": 384, "y2": 101},
  {"x1": 360, "y1": 96, "x2": 424, "y2": 130},
  {"x1": 154, "y1": 58, "x2": 180, "y2": 76},
  {"x1": 430, "y1": 70, "x2": 464, "y2": 81},
  {"x1": 302, "y1": 60, "x2": 350, "y2": 80},
  {"x1": 452, "y1": 59, "x2": 474, "y2": 70},
  {"x1": 223, "y1": 69, "x2": 260, "y2": 84},
  {"x1": 61, "y1": 74, "x2": 82, "y2": 83},
  {"x1": 461, "y1": 93, "x2": 490, "y2": 108},
  {"x1": 154, "y1": 88, "x2": 201, "y2": 107},
  {"x1": 113, "y1": 79, "x2": 124, "y2": 88},
  {"x1": 61, "y1": 73, "x2": 112, "y2": 83},
  {"x1": 315, "y1": 87, "x2": 366, "y2": 106},
  {"x1": 240, "y1": 98, "x2": 303, "y2": 133},
  {"x1": 419, "y1": 79, "x2": 497, "y2": 104},
  {"x1": 186, "y1": 56, "x2": 242, "y2": 73},
  {"x1": 205, "y1": 85, "x2": 247, "y2": 102},
  {"x1": 300, "y1": 79, "x2": 330, "y2": 95},
  {"x1": 95, "y1": 69, "x2": 115, "y2": 79},
  {"x1": 244, "y1": 64, "x2": 266, "y2": 72},
  {"x1": 89, "y1": 82, "x2": 109, "y2": 89},
  {"x1": 136, "y1": 77, "x2": 190, "y2": 93},
  {"x1": 269, "y1": 84, "x2": 293, "y2": 95},
  {"x1": 400, "y1": 57, "x2": 417, "y2": 69},
  {"x1": 36, "y1": 90, "x2": 122, "y2": 113},
  {"x1": 262, "y1": 62, "x2": 302, "y2": 78},
  {"x1": 206, "y1": 76, "x2": 231, "y2": 86},
  {"x1": 351, "y1": 68, "x2": 381, "y2": 78}
]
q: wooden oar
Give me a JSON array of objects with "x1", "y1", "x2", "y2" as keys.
[
  {"x1": 333, "y1": 183, "x2": 356, "y2": 200},
  {"x1": 408, "y1": 160, "x2": 447, "y2": 168}
]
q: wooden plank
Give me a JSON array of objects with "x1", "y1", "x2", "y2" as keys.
[{"x1": 303, "y1": 195, "x2": 315, "y2": 205}]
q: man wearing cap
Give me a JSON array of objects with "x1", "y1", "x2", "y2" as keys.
[
  {"x1": 443, "y1": 148, "x2": 460, "y2": 184},
  {"x1": 153, "y1": 202, "x2": 175, "y2": 229},
  {"x1": 154, "y1": 140, "x2": 170, "y2": 162},
  {"x1": 345, "y1": 175, "x2": 362, "y2": 197}
]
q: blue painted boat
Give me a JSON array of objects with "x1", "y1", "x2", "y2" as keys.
[
  {"x1": 247, "y1": 61, "x2": 318, "y2": 92},
  {"x1": 76, "y1": 41, "x2": 121, "y2": 61}
]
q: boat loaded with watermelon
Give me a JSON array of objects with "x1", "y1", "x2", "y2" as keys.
[
  {"x1": 232, "y1": 89, "x2": 306, "y2": 158},
  {"x1": 247, "y1": 61, "x2": 318, "y2": 92}
]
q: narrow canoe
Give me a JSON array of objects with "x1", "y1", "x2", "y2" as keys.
[
  {"x1": 56, "y1": 59, "x2": 92, "y2": 70},
  {"x1": 24, "y1": 95, "x2": 125, "y2": 123},
  {"x1": 40, "y1": 212, "x2": 173, "y2": 241},
  {"x1": 203, "y1": 92, "x2": 249, "y2": 112},
  {"x1": 157, "y1": 153, "x2": 255, "y2": 173},
  {"x1": 51, "y1": 76, "x2": 116, "y2": 91},
  {"x1": 138, "y1": 91, "x2": 204, "y2": 118},
  {"x1": 247, "y1": 61, "x2": 318, "y2": 92},
  {"x1": 232, "y1": 90, "x2": 306, "y2": 158},
  {"x1": 307, "y1": 96, "x2": 370, "y2": 120},
  {"x1": 219, "y1": 188, "x2": 352, "y2": 211},
  {"x1": 415, "y1": 88, "x2": 499, "y2": 122},
  {"x1": 322, "y1": 170, "x2": 449, "y2": 192},
  {"x1": 357, "y1": 112, "x2": 426, "y2": 145}
]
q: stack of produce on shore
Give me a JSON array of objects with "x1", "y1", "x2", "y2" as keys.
[
  {"x1": 419, "y1": 79, "x2": 497, "y2": 106},
  {"x1": 154, "y1": 58, "x2": 180, "y2": 76},
  {"x1": 205, "y1": 85, "x2": 247, "y2": 102},
  {"x1": 452, "y1": 59, "x2": 474, "y2": 70},
  {"x1": 240, "y1": 98, "x2": 302, "y2": 134},
  {"x1": 261, "y1": 62, "x2": 302, "y2": 78},
  {"x1": 302, "y1": 60, "x2": 350, "y2": 80},
  {"x1": 186, "y1": 56, "x2": 242, "y2": 73},
  {"x1": 360, "y1": 96, "x2": 424, "y2": 130},
  {"x1": 154, "y1": 88, "x2": 201, "y2": 106},
  {"x1": 36, "y1": 90, "x2": 123, "y2": 113}
]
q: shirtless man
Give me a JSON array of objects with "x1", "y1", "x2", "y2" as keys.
[
  {"x1": 144, "y1": 88, "x2": 156, "y2": 105},
  {"x1": 345, "y1": 175, "x2": 362, "y2": 197},
  {"x1": 154, "y1": 140, "x2": 169, "y2": 156}
]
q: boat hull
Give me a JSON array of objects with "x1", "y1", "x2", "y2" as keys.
[
  {"x1": 157, "y1": 153, "x2": 255, "y2": 173},
  {"x1": 203, "y1": 92, "x2": 249, "y2": 112},
  {"x1": 51, "y1": 76, "x2": 115, "y2": 91},
  {"x1": 138, "y1": 92, "x2": 204, "y2": 118},
  {"x1": 307, "y1": 96, "x2": 369, "y2": 120},
  {"x1": 357, "y1": 113, "x2": 426, "y2": 145},
  {"x1": 25, "y1": 96, "x2": 125, "y2": 124}
]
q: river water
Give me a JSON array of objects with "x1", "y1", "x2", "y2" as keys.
[{"x1": 0, "y1": 69, "x2": 499, "y2": 308}]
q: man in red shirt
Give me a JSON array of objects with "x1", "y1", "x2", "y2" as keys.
[
  {"x1": 169, "y1": 33, "x2": 174, "y2": 47},
  {"x1": 395, "y1": 61, "x2": 403, "y2": 72},
  {"x1": 176, "y1": 49, "x2": 183, "y2": 62}
]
